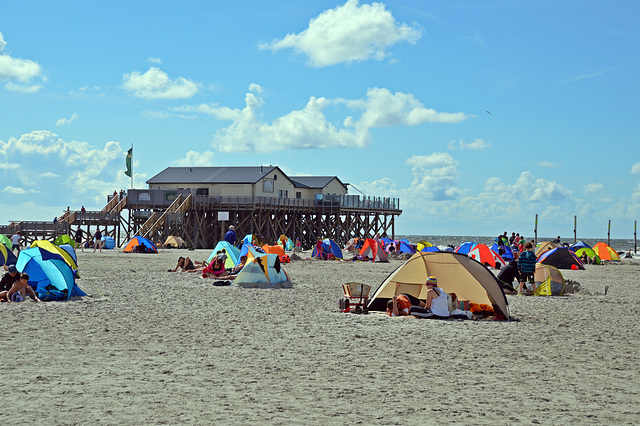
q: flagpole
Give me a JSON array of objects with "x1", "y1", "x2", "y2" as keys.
[{"x1": 130, "y1": 143, "x2": 133, "y2": 189}]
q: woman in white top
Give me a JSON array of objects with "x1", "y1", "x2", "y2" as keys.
[{"x1": 409, "y1": 276, "x2": 450, "y2": 319}]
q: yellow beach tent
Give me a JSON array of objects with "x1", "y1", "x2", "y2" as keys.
[{"x1": 534, "y1": 263, "x2": 564, "y2": 296}]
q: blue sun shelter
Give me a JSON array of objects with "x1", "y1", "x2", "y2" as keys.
[
  {"x1": 312, "y1": 238, "x2": 343, "y2": 259},
  {"x1": 16, "y1": 247, "x2": 86, "y2": 300},
  {"x1": 207, "y1": 241, "x2": 241, "y2": 268},
  {"x1": 101, "y1": 236, "x2": 116, "y2": 249},
  {"x1": 234, "y1": 253, "x2": 290, "y2": 287},
  {"x1": 397, "y1": 241, "x2": 415, "y2": 254},
  {"x1": 239, "y1": 243, "x2": 265, "y2": 260}
]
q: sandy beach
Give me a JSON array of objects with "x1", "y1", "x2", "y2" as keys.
[{"x1": 1, "y1": 248, "x2": 639, "y2": 424}]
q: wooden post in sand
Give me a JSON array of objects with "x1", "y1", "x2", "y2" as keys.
[
  {"x1": 607, "y1": 220, "x2": 611, "y2": 247},
  {"x1": 573, "y1": 215, "x2": 577, "y2": 243},
  {"x1": 534, "y1": 214, "x2": 538, "y2": 245},
  {"x1": 634, "y1": 220, "x2": 637, "y2": 254}
]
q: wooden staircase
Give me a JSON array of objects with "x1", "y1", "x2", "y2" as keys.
[{"x1": 139, "y1": 194, "x2": 191, "y2": 239}]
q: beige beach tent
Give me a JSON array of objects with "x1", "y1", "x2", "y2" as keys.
[
  {"x1": 164, "y1": 235, "x2": 185, "y2": 248},
  {"x1": 535, "y1": 241, "x2": 561, "y2": 257},
  {"x1": 367, "y1": 251, "x2": 509, "y2": 318},
  {"x1": 534, "y1": 263, "x2": 564, "y2": 296}
]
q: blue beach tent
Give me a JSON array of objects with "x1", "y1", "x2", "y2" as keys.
[
  {"x1": 16, "y1": 247, "x2": 86, "y2": 301},
  {"x1": 569, "y1": 241, "x2": 592, "y2": 252},
  {"x1": 454, "y1": 241, "x2": 477, "y2": 255},
  {"x1": 312, "y1": 238, "x2": 343, "y2": 259},
  {"x1": 239, "y1": 244, "x2": 265, "y2": 259},
  {"x1": 397, "y1": 241, "x2": 416, "y2": 254}
]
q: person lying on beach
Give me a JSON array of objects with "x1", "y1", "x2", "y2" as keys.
[
  {"x1": 349, "y1": 254, "x2": 370, "y2": 261},
  {"x1": 387, "y1": 293, "x2": 425, "y2": 316},
  {"x1": 168, "y1": 256, "x2": 205, "y2": 273},
  {"x1": 0, "y1": 273, "x2": 40, "y2": 302}
]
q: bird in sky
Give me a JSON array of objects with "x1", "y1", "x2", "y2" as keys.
[{"x1": 486, "y1": 110, "x2": 492, "y2": 115}]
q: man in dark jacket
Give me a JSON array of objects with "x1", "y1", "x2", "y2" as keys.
[{"x1": 224, "y1": 225, "x2": 237, "y2": 246}]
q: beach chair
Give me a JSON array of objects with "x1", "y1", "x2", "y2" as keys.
[{"x1": 338, "y1": 282, "x2": 371, "y2": 314}]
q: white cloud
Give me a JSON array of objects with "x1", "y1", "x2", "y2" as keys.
[
  {"x1": 3, "y1": 186, "x2": 37, "y2": 194},
  {"x1": 173, "y1": 150, "x2": 215, "y2": 167},
  {"x1": 404, "y1": 152, "x2": 462, "y2": 201},
  {"x1": 164, "y1": 84, "x2": 467, "y2": 153},
  {"x1": 536, "y1": 161, "x2": 556, "y2": 168},
  {"x1": 259, "y1": 0, "x2": 422, "y2": 66},
  {"x1": 0, "y1": 163, "x2": 19, "y2": 169},
  {"x1": 631, "y1": 161, "x2": 640, "y2": 175},
  {"x1": 55, "y1": 113, "x2": 78, "y2": 127},
  {"x1": 448, "y1": 138, "x2": 490, "y2": 150},
  {"x1": 0, "y1": 33, "x2": 44, "y2": 91},
  {"x1": 567, "y1": 67, "x2": 616, "y2": 83},
  {"x1": 349, "y1": 87, "x2": 468, "y2": 127},
  {"x1": 583, "y1": 183, "x2": 604, "y2": 193},
  {"x1": 147, "y1": 57, "x2": 162, "y2": 65},
  {"x1": 0, "y1": 131, "x2": 132, "y2": 209},
  {"x1": 122, "y1": 67, "x2": 199, "y2": 99}
]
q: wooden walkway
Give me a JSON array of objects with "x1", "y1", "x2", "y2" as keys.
[{"x1": 1, "y1": 190, "x2": 402, "y2": 250}]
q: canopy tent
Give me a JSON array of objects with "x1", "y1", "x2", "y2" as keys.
[
  {"x1": 454, "y1": 241, "x2": 478, "y2": 255},
  {"x1": 30, "y1": 240, "x2": 78, "y2": 272},
  {"x1": 468, "y1": 244, "x2": 507, "y2": 269},
  {"x1": 277, "y1": 235, "x2": 294, "y2": 251},
  {"x1": 0, "y1": 234, "x2": 11, "y2": 251},
  {"x1": 233, "y1": 253, "x2": 290, "y2": 287},
  {"x1": 592, "y1": 242, "x2": 621, "y2": 262},
  {"x1": 164, "y1": 235, "x2": 185, "y2": 248},
  {"x1": 207, "y1": 241, "x2": 241, "y2": 268},
  {"x1": 575, "y1": 247, "x2": 601, "y2": 264},
  {"x1": 535, "y1": 241, "x2": 561, "y2": 258},
  {"x1": 534, "y1": 263, "x2": 564, "y2": 296},
  {"x1": 537, "y1": 247, "x2": 584, "y2": 270},
  {"x1": 312, "y1": 238, "x2": 343, "y2": 259},
  {"x1": 570, "y1": 241, "x2": 592, "y2": 252},
  {"x1": 123, "y1": 236, "x2": 158, "y2": 253},
  {"x1": 0, "y1": 243, "x2": 18, "y2": 266},
  {"x1": 367, "y1": 251, "x2": 509, "y2": 319},
  {"x1": 16, "y1": 247, "x2": 86, "y2": 301},
  {"x1": 490, "y1": 242, "x2": 513, "y2": 261},
  {"x1": 101, "y1": 236, "x2": 116, "y2": 249},
  {"x1": 359, "y1": 238, "x2": 388, "y2": 262},
  {"x1": 54, "y1": 234, "x2": 76, "y2": 249}
]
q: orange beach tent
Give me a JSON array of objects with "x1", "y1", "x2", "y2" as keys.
[
  {"x1": 359, "y1": 238, "x2": 388, "y2": 262},
  {"x1": 592, "y1": 242, "x2": 621, "y2": 261}
]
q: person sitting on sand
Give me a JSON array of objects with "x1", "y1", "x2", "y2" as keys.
[
  {"x1": 229, "y1": 255, "x2": 248, "y2": 275},
  {"x1": 202, "y1": 258, "x2": 229, "y2": 279},
  {"x1": 579, "y1": 251, "x2": 589, "y2": 264},
  {"x1": 168, "y1": 256, "x2": 204, "y2": 273},
  {"x1": 0, "y1": 265, "x2": 20, "y2": 292},
  {"x1": 0, "y1": 273, "x2": 40, "y2": 302},
  {"x1": 406, "y1": 276, "x2": 450, "y2": 319}
]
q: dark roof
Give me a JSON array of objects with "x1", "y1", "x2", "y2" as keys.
[
  {"x1": 146, "y1": 166, "x2": 279, "y2": 184},
  {"x1": 289, "y1": 176, "x2": 348, "y2": 190}
]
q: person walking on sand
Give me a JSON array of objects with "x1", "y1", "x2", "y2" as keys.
[
  {"x1": 75, "y1": 227, "x2": 84, "y2": 252},
  {"x1": 224, "y1": 225, "x2": 237, "y2": 246},
  {"x1": 93, "y1": 228, "x2": 103, "y2": 253},
  {"x1": 10, "y1": 232, "x2": 22, "y2": 255}
]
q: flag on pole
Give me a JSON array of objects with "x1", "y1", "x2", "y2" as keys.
[{"x1": 125, "y1": 147, "x2": 133, "y2": 177}]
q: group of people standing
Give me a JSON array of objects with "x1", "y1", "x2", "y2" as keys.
[{"x1": 495, "y1": 231, "x2": 538, "y2": 295}]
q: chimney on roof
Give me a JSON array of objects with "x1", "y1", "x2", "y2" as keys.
[{"x1": 260, "y1": 165, "x2": 263, "y2": 173}]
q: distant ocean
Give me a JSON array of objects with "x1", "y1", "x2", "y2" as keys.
[{"x1": 396, "y1": 235, "x2": 639, "y2": 253}]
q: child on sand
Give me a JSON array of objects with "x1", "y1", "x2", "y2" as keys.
[{"x1": 0, "y1": 273, "x2": 40, "y2": 302}]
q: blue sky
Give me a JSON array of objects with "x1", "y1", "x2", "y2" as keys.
[{"x1": 1, "y1": 0, "x2": 639, "y2": 239}]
